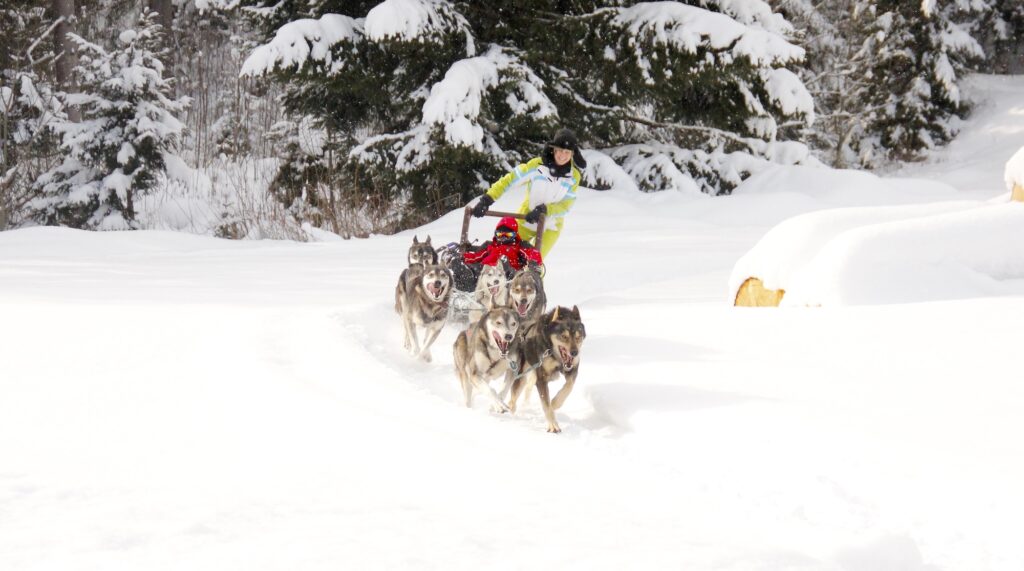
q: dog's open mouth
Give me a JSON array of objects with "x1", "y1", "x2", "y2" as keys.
[
  {"x1": 516, "y1": 299, "x2": 530, "y2": 316},
  {"x1": 427, "y1": 283, "x2": 446, "y2": 300},
  {"x1": 492, "y1": 330, "x2": 509, "y2": 355},
  {"x1": 558, "y1": 345, "x2": 574, "y2": 370},
  {"x1": 488, "y1": 283, "x2": 500, "y2": 297}
]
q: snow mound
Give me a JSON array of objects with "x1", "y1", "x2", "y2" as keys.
[
  {"x1": 1005, "y1": 146, "x2": 1024, "y2": 192},
  {"x1": 730, "y1": 202, "x2": 1024, "y2": 306}
]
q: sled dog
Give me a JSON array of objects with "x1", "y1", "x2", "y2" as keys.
[
  {"x1": 507, "y1": 266, "x2": 545, "y2": 331},
  {"x1": 468, "y1": 262, "x2": 509, "y2": 324},
  {"x1": 453, "y1": 307, "x2": 521, "y2": 413},
  {"x1": 509, "y1": 306, "x2": 586, "y2": 433},
  {"x1": 401, "y1": 263, "x2": 452, "y2": 362},
  {"x1": 395, "y1": 235, "x2": 439, "y2": 314}
]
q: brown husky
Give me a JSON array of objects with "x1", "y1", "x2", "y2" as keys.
[
  {"x1": 395, "y1": 235, "x2": 439, "y2": 314},
  {"x1": 508, "y1": 306, "x2": 586, "y2": 433},
  {"x1": 507, "y1": 266, "x2": 546, "y2": 332},
  {"x1": 453, "y1": 307, "x2": 520, "y2": 413},
  {"x1": 468, "y1": 263, "x2": 509, "y2": 324},
  {"x1": 400, "y1": 263, "x2": 452, "y2": 362}
]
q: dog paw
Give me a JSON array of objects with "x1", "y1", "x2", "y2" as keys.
[
  {"x1": 419, "y1": 352, "x2": 433, "y2": 363},
  {"x1": 546, "y1": 424, "x2": 562, "y2": 434},
  {"x1": 490, "y1": 403, "x2": 510, "y2": 414}
]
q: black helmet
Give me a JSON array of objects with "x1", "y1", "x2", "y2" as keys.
[{"x1": 544, "y1": 128, "x2": 587, "y2": 169}]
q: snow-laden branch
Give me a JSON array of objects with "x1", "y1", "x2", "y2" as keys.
[
  {"x1": 421, "y1": 46, "x2": 556, "y2": 149},
  {"x1": 240, "y1": 14, "x2": 364, "y2": 77},
  {"x1": 612, "y1": 2, "x2": 804, "y2": 66},
  {"x1": 366, "y1": 0, "x2": 475, "y2": 55}
]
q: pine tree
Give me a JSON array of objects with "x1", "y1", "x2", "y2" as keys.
[
  {"x1": 29, "y1": 10, "x2": 189, "y2": 230},
  {"x1": 239, "y1": 0, "x2": 817, "y2": 234},
  {"x1": 853, "y1": 0, "x2": 984, "y2": 164},
  {"x1": 1, "y1": 2, "x2": 65, "y2": 228}
]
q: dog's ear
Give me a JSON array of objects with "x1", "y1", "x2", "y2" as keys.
[
  {"x1": 571, "y1": 305, "x2": 580, "y2": 320},
  {"x1": 425, "y1": 235, "x2": 432, "y2": 245},
  {"x1": 413, "y1": 235, "x2": 419, "y2": 244},
  {"x1": 550, "y1": 307, "x2": 560, "y2": 323}
]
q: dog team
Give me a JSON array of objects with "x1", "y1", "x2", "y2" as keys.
[{"x1": 394, "y1": 234, "x2": 586, "y2": 433}]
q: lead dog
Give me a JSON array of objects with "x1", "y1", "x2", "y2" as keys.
[
  {"x1": 453, "y1": 307, "x2": 520, "y2": 413},
  {"x1": 400, "y1": 263, "x2": 452, "y2": 362},
  {"x1": 508, "y1": 306, "x2": 586, "y2": 433},
  {"x1": 395, "y1": 235, "x2": 439, "y2": 315}
]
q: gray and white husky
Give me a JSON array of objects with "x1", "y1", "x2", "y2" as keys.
[
  {"x1": 453, "y1": 307, "x2": 521, "y2": 413},
  {"x1": 508, "y1": 305, "x2": 586, "y2": 433},
  {"x1": 507, "y1": 266, "x2": 546, "y2": 331},
  {"x1": 468, "y1": 263, "x2": 509, "y2": 324},
  {"x1": 395, "y1": 235, "x2": 439, "y2": 315},
  {"x1": 400, "y1": 263, "x2": 452, "y2": 362}
]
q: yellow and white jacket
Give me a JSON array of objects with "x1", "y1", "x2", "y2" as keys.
[{"x1": 484, "y1": 157, "x2": 582, "y2": 237}]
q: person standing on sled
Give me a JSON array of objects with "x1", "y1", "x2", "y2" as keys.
[
  {"x1": 470, "y1": 128, "x2": 587, "y2": 258},
  {"x1": 452, "y1": 217, "x2": 542, "y2": 292}
]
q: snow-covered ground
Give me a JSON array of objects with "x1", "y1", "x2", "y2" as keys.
[{"x1": 2, "y1": 75, "x2": 1024, "y2": 570}]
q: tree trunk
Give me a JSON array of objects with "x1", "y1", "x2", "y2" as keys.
[
  {"x1": 147, "y1": 0, "x2": 176, "y2": 90},
  {"x1": 52, "y1": 0, "x2": 80, "y2": 122}
]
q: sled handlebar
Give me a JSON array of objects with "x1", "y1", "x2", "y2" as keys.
[{"x1": 461, "y1": 205, "x2": 546, "y2": 254}]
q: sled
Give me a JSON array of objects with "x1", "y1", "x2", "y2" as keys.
[{"x1": 437, "y1": 206, "x2": 547, "y2": 325}]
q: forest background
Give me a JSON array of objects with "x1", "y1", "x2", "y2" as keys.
[{"x1": 2, "y1": 0, "x2": 1022, "y2": 240}]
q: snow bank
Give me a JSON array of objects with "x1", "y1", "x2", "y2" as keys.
[
  {"x1": 1005, "y1": 146, "x2": 1024, "y2": 192},
  {"x1": 730, "y1": 201, "x2": 1024, "y2": 306}
]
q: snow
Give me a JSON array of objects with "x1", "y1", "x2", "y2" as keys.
[
  {"x1": 763, "y1": 67, "x2": 815, "y2": 123},
  {"x1": 365, "y1": 0, "x2": 467, "y2": 43},
  {"x1": 240, "y1": 14, "x2": 364, "y2": 77},
  {"x1": 421, "y1": 46, "x2": 555, "y2": 149},
  {"x1": 5, "y1": 76, "x2": 1024, "y2": 570},
  {"x1": 1005, "y1": 146, "x2": 1024, "y2": 191},
  {"x1": 613, "y1": 2, "x2": 805, "y2": 66}
]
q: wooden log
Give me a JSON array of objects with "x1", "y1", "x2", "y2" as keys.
[
  {"x1": 1012, "y1": 183, "x2": 1024, "y2": 203},
  {"x1": 733, "y1": 277, "x2": 785, "y2": 307}
]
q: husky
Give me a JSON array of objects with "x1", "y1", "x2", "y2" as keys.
[
  {"x1": 508, "y1": 306, "x2": 586, "y2": 433},
  {"x1": 468, "y1": 262, "x2": 509, "y2": 324},
  {"x1": 400, "y1": 263, "x2": 453, "y2": 362},
  {"x1": 507, "y1": 265, "x2": 546, "y2": 332},
  {"x1": 453, "y1": 307, "x2": 521, "y2": 413},
  {"x1": 395, "y1": 235, "x2": 439, "y2": 314}
]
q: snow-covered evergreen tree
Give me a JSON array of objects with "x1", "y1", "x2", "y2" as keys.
[
  {"x1": 853, "y1": 0, "x2": 984, "y2": 164},
  {"x1": 239, "y1": 0, "x2": 816, "y2": 231},
  {"x1": 29, "y1": 10, "x2": 189, "y2": 230},
  {"x1": 1, "y1": 3, "x2": 66, "y2": 229},
  {"x1": 975, "y1": 0, "x2": 1024, "y2": 73}
]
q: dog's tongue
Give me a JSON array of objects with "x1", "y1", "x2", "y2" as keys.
[
  {"x1": 559, "y1": 346, "x2": 573, "y2": 369},
  {"x1": 516, "y1": 299, "x2": 529, "y2": 316},
  {"x1": 428, "y1": 283, "x2": 443, "y2": 298},
  {"x1": 489, "y1": 285, "x2": 499, "y2": 297},
  {"x1": 492, "y1": 330, "x2": 508, "y2": 354}
]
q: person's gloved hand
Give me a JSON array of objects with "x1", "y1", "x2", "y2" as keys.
[
  {"x1": 471, "y1": 195, "x2": 494, "y2": 218},
  {"x1": 525, "y1": 204, "x2": 547, "y2": 224}
]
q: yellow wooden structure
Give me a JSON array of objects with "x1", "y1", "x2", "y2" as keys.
[{"x1": 733, "y1": 277, "x2": 785, "y2": 307}]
